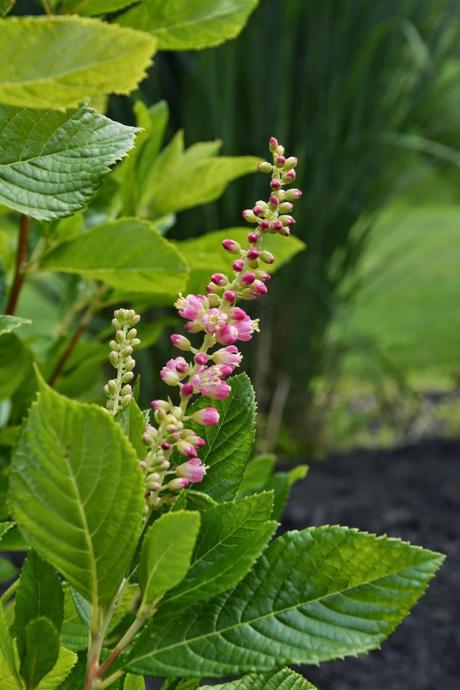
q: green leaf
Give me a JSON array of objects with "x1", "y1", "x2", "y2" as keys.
[
  {"x1": 135, "y1": 132, "x2": 259, "y2": 218},
  {"x1": 128, "y1": 526, "x2": 444, "y2": 676},
  {"x1": 124, "y1": 674, "x2": 145, "y2": 690},
  {"x1": 266, "y1": 465, "x2": 309, "y2": 521},
  {"x1": 115, "y1": 398, "x2": 146, "y2": 459},
  {"x1": 188, "y1": 373, "x2": 256, "y2": 502},
  {"x1": 202, "y1": 669, "x2": 317, "y2": 690},
  {"x1": 60, "y1": 589, "x2": 87, "y2": 652},
  {"x1": 0, "y1": 105, "x2": 137, "y2": 221},
  {"x1": 118, "y1": 0, "x2": 259, "y2": 51},
  {"x1": 0, "y1": 334, "x2": 33, "y2": 400},
  {"x1": 34, "y1": 647, "x2": 77, "y2": 690},
  {"x1": 0, "y1": 556, "x2": 16, "y2": 585},
  {"x1": 37, "y1": 219, "x2": 189, "y2": 297},
  {"x1": 0, "y1": 17, "x2": 156, "y2": 110},
  {"x1": 161, "y1": 680, "x2": 198, "y2": 690},
  {"x1": 15, "y1": 551, "x2": 64, "y2": 662},
  {"x1": 237, "y1": 454, "x2": 277, "y2": 497},
  {"x1": 139, "y1": 511, "x2": 200, "y2": 607},
  {"x1": 65, "y1": 0, "x2": 137, "y2": 16},
  {"x1": 165, "y1": 492, "x2": 276, "y2": 605},
  {"x1": 0, "y1": 601, "x2": 18, "y2": 685},
  {"x1": 0, "y1": 316, "x2": 31, "y2": 336},
  {"x1": 20, "y1": 617, "x2": 59, "y2": 690},
  {"x1": 175, "y1": 228, "x2": 306, "y2": 294},
  {"x1": 9, "y1": 375, "x2": 144, "y2": 608}
]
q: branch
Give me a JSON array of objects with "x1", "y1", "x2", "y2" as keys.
[{"x1": 5, "y1": 215, "x2": 30, "y2": 315}]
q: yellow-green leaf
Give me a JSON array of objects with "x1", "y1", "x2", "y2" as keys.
[{"x1": 0, "y1": 17, "x2": 156, "y2": 110}]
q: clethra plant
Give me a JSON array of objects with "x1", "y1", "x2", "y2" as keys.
[{"x1": 0, "y1": 138, "x2": 444, "y2": 690}]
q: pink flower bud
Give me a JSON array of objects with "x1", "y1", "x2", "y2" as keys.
[
  {"x1": 247, "y1": 248, "x2": 260, "y2": 260},
  {"x1": 194, "y1": 352, "x2": 208, "y2": 365},
  {"x1": 222, "y1": 239, "x2": 241, "y2": 253},
  {"x1": 150, "y1": 399, "x2": 168, "y2": 410},
  {"x1": 242, "y1": 209, "x2": 257, "y2": 223},
  {"x1": 232, "y1": 259, "x2": 245, "y2": 272},
  {"x1": 241, "y1": 272, "x2": 256, "y2": 285},
  {"x1": 284, "y1": 156, "x2": 298, "y2": 169},
  {"x1": 223, "y1": 290, "x2": 236, "y2": 302},
  {"x1": 260, "y1": 220, "x2": 271, "y2": 231},
  {"x1": 167, "y1": 477, "x2": 190, "y2": 490},
  {"x1": 269, "y1": 195, "x2": 279, "y2": 208},
  {"x1": 279, "y1": 226, "x2": 291, "y2": 237},
  {"x1": 192, "y1": 407, "x2": 220, "y2": 426},
  {"x1": 161, "y1": 442, "x2": 171, "y2": 450},
  {"x1": 170, "y1": 333, "x2": 192, "y2": 351},
  {"x1": 160, "y1": 368, "x2": 180, "y2": 385},
  {"x1": 252, "y1": 206, "x2": 263, "y2": 217},
  {"x1": 276, "y1": 155, "x2": 286, "y2": 166},
  {"x1": 272, "y1": 219, "x2": 283, "y2": 232},
  {"x1": 279, "y1": 201, "x2": 294, "y2": 213},
  {"x1": 177, "y1": 440, "x2": 197, "y2": 457},
  {"x1": 270, "y1": 179, "x2": 282, "y2": 191},
  {"x1": 260, "y1": 250, "x2": 275, "y2": 264},
  {"x1": 284, "y1": 170, "x2": 296, "y2": 182},
  {"x1": 247, "y1": 231, "x2": 259, "y2": 243},
  {"x1": 285, "y1": 188, "x2": 302, "y2": 200},
  {"x1": 181, "y1": 382, "x2": 194, "y2": 397},
  {"x1": 213, "y1": 346, "x2": 242, "y2": 367},
  {"x1": 206, "y1": 282, "x2": 220, "y2": 294},
  {"x1": 211, "y1": 273, "x2": 228, "y2": 286},
  {"x1": 219, "y1": 365, "x2": 234, "y2": 378},
  {"x1": 269, "y1": 136, "x2": 278, "y2": 152},
  {"x1": 176, "y1": 458, "x2": 207, "y2": 483},
  {"x1": 251, "y1": 280, "x2": 268, "y2": 297}
]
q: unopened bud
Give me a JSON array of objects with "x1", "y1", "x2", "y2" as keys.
[
  {"x1": 260, "y1": 250, "x2": 275, "y2": 264},
  {"x1": 258, "y1": 161, "x2": 273, "y2": 173},
  {"x1": 222, "y1": 239, "x2": 241, "y2": 253}
]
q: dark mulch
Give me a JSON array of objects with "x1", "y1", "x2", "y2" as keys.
[{"x1": 283, "y1": 438, "x2": 460, "y2": 690}]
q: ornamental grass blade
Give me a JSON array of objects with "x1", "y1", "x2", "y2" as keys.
[
  {"x1": 0, "y1": 105, "x2": 137, "y2": 220},
  {"x1": 9, "y1": 374, "x2": 144, "y2": 608},
  {"x1": 127, "y1": 526, "x2": 444, "y2": 677}
]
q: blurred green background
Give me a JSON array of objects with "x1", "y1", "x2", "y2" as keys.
[{"x1": 128, "y1": 0, "x2": 460, "y2": 456}]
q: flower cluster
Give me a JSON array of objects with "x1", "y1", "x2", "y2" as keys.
[
  {"x1": 104, "y1": 308, "x2": 141, "y2": 415},
  {"x1": 141, "y1": 137, "x2": 301, "y2": 510}
]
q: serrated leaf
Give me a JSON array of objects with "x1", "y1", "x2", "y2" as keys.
[
  {"x1": 166, "y1": 493, "x2": 276, "y2": 605},
  {"x1": 0, "y1": 601, "x2": 18, "y2": 685},
  {"x1": 175, "y1": 228, "x2": 306, "y2": 294},
  {"x1": 37, "y1": 218, "x2": 189, "y2": 297},
  {"x1": 124, "y1": 674, "x2": 145, "y2": 690},
  {"x1": 118, "y1": 0, "x2": 259, "y2": 51},
  {"x1": 134, "y1": 131, "x2": 259, "y2": 218},
  {"x1": 9, "y1": 376, "x2": 144, "y2": 607},
  {"x1": 0, "y1": 316, "x2": 31, "y2": 336},
  {"x1": 238, "y1": 454, "x2": 277, "y2": 497},
  {"x1": 267, "y1": 465, "x2": 309, "y2": 521},
  {"x1": 0, "y1": 333, "x2": 33, "y2": 399},
  {"x1": 0, "y1": 105, "x2": 137, "y2": 221},
  {"x1": 0, "y1": 17, "x2": 156, "y2": 110},
  {"x1": 187, "y1": 374, "x2": 256, "y2": 502},
  {"x1": 139, "y1": 511, "x2": 200, "y2": 607},
  {"x1": 128, "y1": 526, "x2": 443, "y2": 676},
  {"x1": 65, "y1": 0, "x2": 136, "y2": 16},
  {"x1": 203, "y1": 668, "x2": 317, "y2": 690},
  {"x1": 20, "y1": 617, "x2": 59, "y2": 690},
  {"x1": 115, "y1": 398, "x2": 146, "y2": 459},
  {"x1": 0, "y1": 644, "x2": 77, "y2": 690},
  {"x1": 15, "y1": 551, "x2": 64, "y2": 662}
]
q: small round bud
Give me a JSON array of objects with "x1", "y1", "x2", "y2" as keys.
[
  {"x1": 223, "y1": 290, "x2": 236, "y2": 302},
  {"x1": 211, "y1": 273, "x2": 228, "y2": 286},
  {"x1": 272, "y1": 219, "x2": 283, "y2": 232},
  {"x1": 268, "y1": 137, "x2": 278, "y2": 152},
  {"x1": 194, "y1": 352, "x2": 208, "y2": 365},
  {"x1": 252, "y1": 206, "x2": 264, "y2": 217},
  {"x1": 258, "y1": 161, "x2": 273, "y2": 173},
  {"x1": 222, "y1": 239, "x2": 241, "y2": 253},
  {"x1": 192, "y1": 407, "x2": 220, "y2": 426},
  {"x1": 181, "y1": 382, "x2": 194, "y2": 397},
  {"x1": 122, "y1": 371, "x2": 134, "y2": 383},
  {"x1": 279, "y1": 201, "x2": 294, "y2": 213},
  {"x1": 260, "y1": 220, "x2": 271, "y2": 232},
  {"x1": 247, "y1": 231, "x2": 259, "y2": 243},
  {"x1": 242, "y1": 209, "x2": 257, "y2": 223},
  {"x1": 276, "y1": 155, "x2": 286, "y2": 166},
  {"x1": 283, "y1": 169, "x2": 296, "y2": 182},
  {"x1": 271, "y1": 179, "x2": 282, "y2": 190},
  {"x1": 109, "y1": 351, "x2": 119, "y2": 367},
  {"x1": 285, "y1": 188, "x2": 303, "y2": 200},
  {"x1": 170, "y1": 334, "x2": 192, "y2": 351},
  {"x1": 232, "y1": 259, "x2": 245, "y2": 272},
  {"x1": 247, "y1": 247, "x2": 260, "y2": 260},
  {"x1": 269, "y1": 195, "x2": 280, "y2": 207},
  {"x1": 241, "y1": 272, "x2": 256, "y2": 286},
  {"x1": 284, "y1": 156, "x2": 298, "y2": 169},
  {"x1": 260, "y1": 250, "x2": 275, "y2": 264}
]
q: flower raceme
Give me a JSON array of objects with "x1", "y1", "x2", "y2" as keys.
[{"x1": 129, "y1": 137, "x2": 301, "y2": 510}]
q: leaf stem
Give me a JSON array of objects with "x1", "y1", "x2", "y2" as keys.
[
  {"x1": 5, "y1": 215, "x2": 30, "y2": 315},
  {"x1": 0, "y1": 577, "x2": 19, "y2": 604},
  {"x1": 48, "y1": 283, "x2": 106, "y2": 386}
]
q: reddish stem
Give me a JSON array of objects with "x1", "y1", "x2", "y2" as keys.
[{"x1": 5, "y1": 215, "x2": 30, "y2": 315}]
